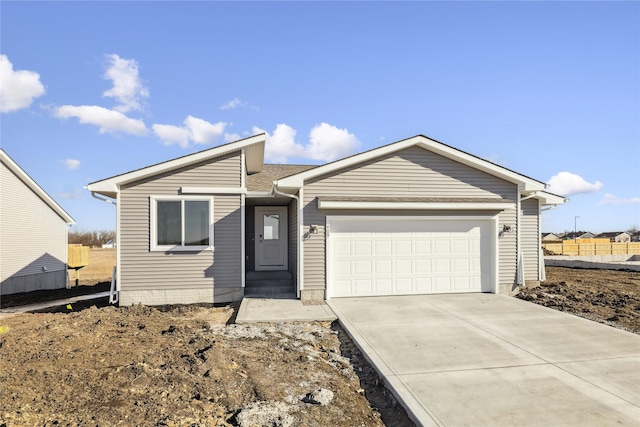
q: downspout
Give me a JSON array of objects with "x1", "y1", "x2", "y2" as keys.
[
  {"x1": 272, "y1": 184, "x2": 302, "y2": 299},
  {"x1": 516, "y1": 185, "x2": 524, "y2": 287},
  {"x1": 88, "y1": 189, "x2": 119, "y2": 303}
]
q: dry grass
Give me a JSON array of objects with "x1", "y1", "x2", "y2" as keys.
[{"x1": 68, "y1": 248, "x2": 115, "y2": 285}]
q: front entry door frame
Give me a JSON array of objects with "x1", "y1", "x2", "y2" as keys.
[{"x1": 255, "y1": 206, "x2": 288, "y2": 271}]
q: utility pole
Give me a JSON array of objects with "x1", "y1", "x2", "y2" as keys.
[{"x1": 574, "y1": 216, "x2": 580, "y2": 243}]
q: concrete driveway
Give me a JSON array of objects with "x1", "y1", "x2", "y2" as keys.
[{"x1": 328, "y1": 294, "x2": 640, "y2": 427}]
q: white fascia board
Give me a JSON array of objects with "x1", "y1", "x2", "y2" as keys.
[
  {"x1": 277, "y1": 135, "x2": 547, "y2": 191},
  {"x1": 533, "y1": 191, "x2": 567, "y2": 206},
  {"x1": 87, "y1": 134, "x2": 266, "y2": 196},
  {"x1": 317, "y1": 200, "x2": 515, "y2": 210},
  {"x1": 1, "y1": 150, "x2": 75, "y2": 224},
  {"x1": 181, "y1": 187, "x2": 247, "y2": 194}
]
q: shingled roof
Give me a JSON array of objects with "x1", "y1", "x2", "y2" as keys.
[{"x1": 247, "y1": 164, "x2": 317, "y2": 192}]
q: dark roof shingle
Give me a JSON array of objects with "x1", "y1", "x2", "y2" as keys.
[{"x1": 247, "y1": 164, "x2": 317, "y2": 192}]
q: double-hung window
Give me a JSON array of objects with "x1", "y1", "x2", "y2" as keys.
[{"x1": 150, "y1": 196, "x2": 214, "y2": 251}]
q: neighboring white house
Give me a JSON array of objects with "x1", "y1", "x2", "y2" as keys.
[
  {"x1": 1, "y1": 150, "x2": 75, "y2": 295},
  {"x1": 102, "y1": 240, "x2": 116, "y2": 249},
  {"x1": 596, "y1": 231, "x2": 631, "y2": 243}
]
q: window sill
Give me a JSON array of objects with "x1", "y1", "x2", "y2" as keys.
[{"x1": 151, "y1": 245, "x2": 214, "y2": 253}]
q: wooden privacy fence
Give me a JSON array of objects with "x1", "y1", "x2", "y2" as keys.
[
  {"x1": 543, "y1": 242, "x2": 640, "y2": 256},
  {"x1": 68, "y1": 244, "x2": 90, "y2": 268}
]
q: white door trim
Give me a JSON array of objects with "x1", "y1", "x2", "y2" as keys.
[
  {"x1": 255, "y1": 206, "x2": 288, "y2": 271},
  {"x1": 325, "y1": 215, "x2": 499, "y2": 299}
]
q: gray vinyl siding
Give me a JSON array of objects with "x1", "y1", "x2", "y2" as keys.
[
  {"x1": 302, "y1": 146, "x2": 519, "y2": 294},
  {"x1": 1, "y1": 161, "x2": 68, "y2": 292},
  {"x1": 119, "y1": 153, "x2": 242, "y2": 292},
  {"x1": 498, "y1": 207, "x2": 517, "y2": 294},
  {"x1": 521, "y1": 198, "x2": 540, "y2": 283},
  {"x1": 288, "y1": 198, "x2": 298, "y2": 284}
]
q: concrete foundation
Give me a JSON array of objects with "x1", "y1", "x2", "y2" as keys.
[
  {"x1": 118, "y1": 287, "x2": 244, "y2": 306},
  {"x1": 1, "y1": 270, "x2": 67, "y2": 295},
  {"x1": 301, "y1": 289, "x2": 325, "y2": 305}
]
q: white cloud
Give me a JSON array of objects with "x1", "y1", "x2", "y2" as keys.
[
  {"x1": 184, "y1": 116, "x2": 226, "y2": 144},
  {"x1": 254, "y1": 124, "x2": 306, "y2": 163},
  {"x1": 547, "y1": 172, "x2": 603, "y2": 196},
  {"x1": 0, "y1": 54, "x2": 45, "y2": 113},
  {"x1": 62, "y1": 159, "x2": 81, "y2": 170},
  {"x1": 54, "y1": 105, "x2": 147, "y2": 136},
  {"x1": 102, "y1": 54, "x2": 149, "y2": 113},
  {"x1": 598, "y1": 193, "x2": 640, "y2": 205},
  {"x1": 58, "y1": 189, "x2": 82, "y2": 200},
  {"x1": 220, "y1": 97, "x2": 246, "y2": 110},
  {"x1": 224, "y1": 132, "x2": 242, "y2": 143},
  {"x1": 256, "y1": 122, "x2": 360, "y2": 163},
  {"x1": 152, "y1": 123, "x2": 190, "y2": 148},
  {"x1": 307, "y1": 122, "x2": 360, "y2": 162},
  {"x1": 153, "y1": 116, "x2": 227, "y2": 148}
]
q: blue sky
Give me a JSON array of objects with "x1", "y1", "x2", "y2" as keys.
[{"x1": 1, "y1": 1, "x2": 638, "y2": 234}]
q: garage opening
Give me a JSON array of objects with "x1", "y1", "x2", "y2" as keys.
[{"x1": 327, "y1": 216, "x2": 496, "y2": 298}]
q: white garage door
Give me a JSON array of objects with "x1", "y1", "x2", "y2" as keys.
[{"x1": 328, "y1": 218, "x2": 493, "y2": 298}]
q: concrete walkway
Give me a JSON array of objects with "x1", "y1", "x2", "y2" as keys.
[
  {"x1": 235, "y1": 297, "x2": 337, "y2": 323},
  {"x1": 0, "y1": 291, "x2": 110, "y2": 319},
  {"x1": 328, "y1": 293, "x2": 640, "y2": 427}
]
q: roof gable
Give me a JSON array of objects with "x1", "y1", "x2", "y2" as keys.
[
  {"x1": 1, "y1": 149, "x2": 75, "y2": 224},
  {"x1": 87, "y1": 134, "x2": 266, "y2": 198},
  {"x1": 276, "y1": 134, "x2": 547, "y2": 193}
]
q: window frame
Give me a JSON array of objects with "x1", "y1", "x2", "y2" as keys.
[{"x1": 150, "y1": 195, "x2": 214, "y2": 252}]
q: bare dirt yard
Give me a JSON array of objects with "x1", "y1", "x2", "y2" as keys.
[
  {"x1": 1, "y1": 263, "x2": 637, "y2": 426},
  {"x1": 0, "y1": 248, "x2": 412, "y2": 426},
  {"x1": 517, "y1": 266, "x2": 640, "y2": 334}
]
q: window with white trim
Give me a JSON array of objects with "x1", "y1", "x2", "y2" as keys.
[{"x1": 150, "y1": 196, "x2": 214, "y2": 251}]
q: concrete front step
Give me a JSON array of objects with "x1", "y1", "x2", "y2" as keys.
[{"x1": 245, "y1": 270, "x2": 295, "y2": 298}]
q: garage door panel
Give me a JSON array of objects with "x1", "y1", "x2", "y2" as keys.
[
  {"x1": 354, "y1": 260, "x2": 372, "y2": 275},
  {"x1": 434, "y1": 259, "x2": 451, "y2": 272},
  {"x1": 415, "y1": 277, "x2": 433, "y2": 292},
  {"x1": 375, "y1": 259, "x2": 392, "y2": 274},
  {"x1": 416, "y1": 260, "x2": 431, "y2": 273},
  {"x1": 434, "y1": 240, "x2": 451, "y2": 254},
  {"x1": 375, "y1": 240, "x2": 392, "y2": 255},
  {"x1": 395, "y1": 259, "x2": 413, "y2": 274},
  {"x1": 354, "y1": 241, "x2": 372, "y2": 256},
  {"x1": 395, "y1": 240, "x2": 412, "y2": 255},
  {"x1": 375, "y1": 278, "x2": 393, "y2": 293},
  {"x1": 396, "y1": 278, "x2": 412, "y2": 293},
  {"x1": 334, "y1": 260, "x2": 351, "y2": 275},
  {"x1": 329, "y1": 218, "x2": 492, "y2": 298},
  {"x1": 334, "y1": 240, "x2": 351, "y2": 256},
  {"x1": 415, "y1": 240, "x2": 431, "y2": 255},
  {"x1": 355, "y1": 279, "x2": 372, "y2": 294}
]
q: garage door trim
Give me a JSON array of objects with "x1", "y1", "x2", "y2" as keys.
[{"x1": 325, "y1": 215, "x2": 499, "y2": 299}]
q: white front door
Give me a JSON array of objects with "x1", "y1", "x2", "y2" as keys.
[{"x1": 255, "y1": 206, "x2": 288, "y2": 271}]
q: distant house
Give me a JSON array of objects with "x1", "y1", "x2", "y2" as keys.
[
  {"x1": 631, "y1": 232, "x2": 640, "y2": 242},
  {"x1": 596, "y1": 231, "x2": 631, "y2": 243},
  {"x1": 102, "y1": 240, "x2": 116, "y2": 249},
  {"x1": 561, "y1": 231, "x2": 595, "y2": 240},
  {"x1": 541, "y1": 233, "x2": 560, "y2": 241},
  {"x1": 1, "y1": 150, "x2": 75, "y2": 295}
]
